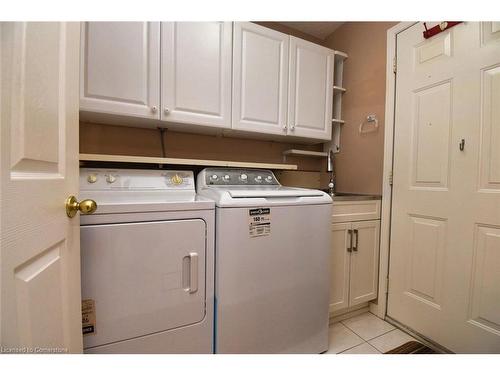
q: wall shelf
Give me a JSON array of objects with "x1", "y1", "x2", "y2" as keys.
[
  {"x1": 282, "y1": 149, "x2": 328, "y2": 163},
  {"x1": 79, "y1": 153, "x2": 298, "y2": 170},
  {"x1": 334, "y1": 50, "x2": 348, "y2": 60},
  {"x1": 282, "y1": 149, "x2": 329, "y2": 157},
  {"x1": 324, "y1": 50, "x2": 348, "y2": 155}
]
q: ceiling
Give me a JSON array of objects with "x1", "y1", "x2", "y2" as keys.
[{"x1": 279, "y1": 22, "x2": 344, "y2": 40}]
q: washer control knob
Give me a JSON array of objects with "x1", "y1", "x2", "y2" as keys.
[
  {"x1": 255, "y1": 175, "x2": 263, "y2": 183},
  {"x1": 106, "y1": 174, "x2": 116, "y2": 184},
  {"x1": 171, "y1": 174, "x2": 183, "y2": 185},
  {"x1": 265, "y1": 175, "x2": 273, "y2": 183},
  {"x1": 87, "y1": 174, "x2": 98, "y2": 184},
  {"x1": 223, "y1": 174, "x2": 231, "y2": 182},
  {"x1": 210, "y1": 174, "x2": 219, "y2": 181},
  {"x1": 239, "y1": 173, "x2": 248, "y2": 182}
]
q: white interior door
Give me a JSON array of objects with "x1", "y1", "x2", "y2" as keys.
[
  {"x1": 1, "y1": 22, "x2": 82, "y2": 353},
  {"x1": 288, "y1": 36, "x2": 334, "y2": 140},
  {"x1": 232, "y1": 22, "x2": 289, "y2": 135},
  {"x1": 161, "y1": 22, "x2": 232, "y2": 128},
  {"x1": 80, "y1": 22, "x2": 160, "y2": 120},
  {"x1": 389, "y1": 22, "x2": 500, "y2": 353}
]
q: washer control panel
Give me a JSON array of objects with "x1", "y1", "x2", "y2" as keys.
[
  {"x1": 80, "y1": 168, "x2": 195, "y2": 191},
  {"x1": 201, "y1": 168, "x2": 279, "y2": 186}
]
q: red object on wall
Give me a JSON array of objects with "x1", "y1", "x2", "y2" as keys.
[{"x1": 423, "y1": 22, "x2": 463, "y2": 39}]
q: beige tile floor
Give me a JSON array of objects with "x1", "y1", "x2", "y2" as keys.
[{"x1": 326, "y1": 312, "x2": 416, "y2": 354}]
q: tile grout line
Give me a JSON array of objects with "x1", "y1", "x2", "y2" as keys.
[
  {"x1": 339, "y1": 319, "x2": 397, "y2": 343},
  {"x1": 330, "y1": 322, "x2": 366, "y2": 354},
  {"x1": 366, "y1": 327, "x2": 398, "y2": 343},
  {"x1": 332, "y1": 315, "x2": 405, "y2": 354}
]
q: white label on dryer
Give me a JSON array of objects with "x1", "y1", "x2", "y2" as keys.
[{"x1": 248, "y1": 208, "x2": 271, "y2": 237}]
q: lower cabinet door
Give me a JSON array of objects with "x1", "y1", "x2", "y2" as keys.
[
  {"x1": 330, "y1": 223, "x2": 351, "y2": 313},
  {"x1": 349, "y1": 220, "x2": 380, "y2": 307}
]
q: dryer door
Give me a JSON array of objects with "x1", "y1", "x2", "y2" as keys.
[{"x1": 81, "y1": 219, "x2": 206, "y2": 349}]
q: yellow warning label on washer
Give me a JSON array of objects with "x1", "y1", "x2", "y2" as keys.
[
  {"x1": 249, "y1": 208, "x2": 271, "y2": 237},
  {"x1": 82, "y1": 299, "x2": 96, "y2": 335}
]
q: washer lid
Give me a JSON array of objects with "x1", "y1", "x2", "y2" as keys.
[
  {"x1": 197, "y1": 186, "x2": 332, "y2": 207},
  {"x1": 226, "y1": 186, "x2": 324, "y2": 198}
]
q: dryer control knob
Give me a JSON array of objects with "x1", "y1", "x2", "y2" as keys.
[
  {"x1": 210, "y1": 174, "x2": 219, "y2": 181},
  {"x1": 239, "y1": 174, "x2": 248, "y2": 181},
  {"x1": 255, "y1": 175, "x2": 263, "y2": 183},
  {"x1": 223, "y1": 174, "x2": 230, "y2": 181},
  {"x1": 171, "y1": 174, "x2": 183, "y2": 185},
  {"x1": 87, "y1": 174, "x2": 98, "y2": 184},
  {"x1": 106, "y1": 175, "x2": 116, "y2": 184},
  {"x1": 265, "y1": 176, "x2": 273, "y2": 183}
]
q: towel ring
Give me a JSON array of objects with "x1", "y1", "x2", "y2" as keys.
[{"x1": 359, "y1": 115, "x2": 379, "y2": 134}]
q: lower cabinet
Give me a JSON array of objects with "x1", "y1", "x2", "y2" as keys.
[{"x1": 330, "y1": 219, "x2": 380, "y2": 314}]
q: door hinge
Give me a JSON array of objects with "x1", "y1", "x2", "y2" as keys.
[
  {"x1": 388, "y1": 170, "x2": 393, "y2": 186},
  {"x1": 393, "y1": 56, "x2": 397, "y2": 74},
  {"x1": 386, "y1": 275, "x2": 390, "y2": 294}
]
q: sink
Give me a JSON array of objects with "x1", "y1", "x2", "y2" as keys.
[{"x1": 320, "y1": 190, "x2": 381, "y2": 201}]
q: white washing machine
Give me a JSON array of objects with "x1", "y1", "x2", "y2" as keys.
[
  {"x1": 79, "y1": 168, "x2": 214, "y2": 353},
  {"x1": 197, "y1": 168, "x2": 332, "y2": 353}
]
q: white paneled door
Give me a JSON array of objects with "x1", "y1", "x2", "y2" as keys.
[
  {"x1": 232, "y1": 22, "x2": 289, "y2": 135},
  {"x1": 161, "y1": 22, "x2": 232, "y2": 128},
  {"x1": 389, "y1": 22, "x2": 500, "y2": 353},
  {"x1": 288, "y1": 36, "x2": 334, "y2": 140},
  {"x1": 80, "y1": 22, "x2": 160, "y2": 119},
  {"x1": 1, "y1": 23, "x2": 82, "y2": 352}
]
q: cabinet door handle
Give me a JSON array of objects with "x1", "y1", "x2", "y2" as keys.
[
  {"x1": 347, "y1": 229, "x2": 352, "y2": 252},
  {"x1": 353, "y1": 229, "x2": 359, "y2": 252}
]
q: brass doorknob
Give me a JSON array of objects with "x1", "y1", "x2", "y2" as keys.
[{"x1": 65, "y1": 195, "x2": 97, "y2": 218}]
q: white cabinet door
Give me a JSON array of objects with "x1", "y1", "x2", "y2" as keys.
[
  {"x1": 330, "y1": 223, "x2": 351, "y2": 313},
  {"x1": 288, "y1": 36, "x2": 334, "y2": 140},
  {"x1": 232, "y1": 22, "x2": 289, "y2": 135},
  {"x1": 161, "y1": 22, "x2": 232, "y2": 128},
  {"x1": 349, "y1": 220, "x2": 380, "y2": 307},
  {"x1": 80, "y1": 22, "x2": 160, "y2": 119}
]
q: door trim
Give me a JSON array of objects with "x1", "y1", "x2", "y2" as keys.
[{"x1": 369, "y1": 22, "x2": 417, "y2": 319}]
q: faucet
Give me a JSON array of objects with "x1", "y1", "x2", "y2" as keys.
[{"x1": 327, "y1": 150, "x2": 336, "y2": 197}]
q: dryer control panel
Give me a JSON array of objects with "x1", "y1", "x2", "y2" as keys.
[
  {"x1": 198, "y1": 168, "x2": 280, "y2": 187},
  {"x1": 80, "y1": 168, "x2": 195, "y2": 191}
]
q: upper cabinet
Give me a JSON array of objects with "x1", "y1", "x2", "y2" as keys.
[
  {"x1": 288, "y1": 37, "x2": 334, "y2": 140},
  {"x1": 80, "y1": 22, "x2": 336, "y2": 143},
  {"x1": 232, "y1": 22, "x2": 289, "y2": 135},
  {"x1": 161, "y1": 22, "x2": 232, "y2": 128},
  {"x1": 80, "y1": 22, "x2": 160, "y2": 119}
]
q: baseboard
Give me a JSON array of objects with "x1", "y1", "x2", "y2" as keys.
[
  {"x1": 329, "y1": 304, "x2": 370, "y2": 324},
  {"x1": 385, "y1": 316, "x2": 453, "y2": 354}
]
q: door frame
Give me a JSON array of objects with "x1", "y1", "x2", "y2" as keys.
[{"x1": 369, "y1": 22, "x2": 417, "y2": 319}]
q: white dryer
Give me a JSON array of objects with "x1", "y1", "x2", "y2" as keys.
[
  {"x1": 79, "y1": 168, "x2": 214, "y2": 353},
  {"x1": 197, "y1": 168, "x2": 332, "y2": 353}
]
